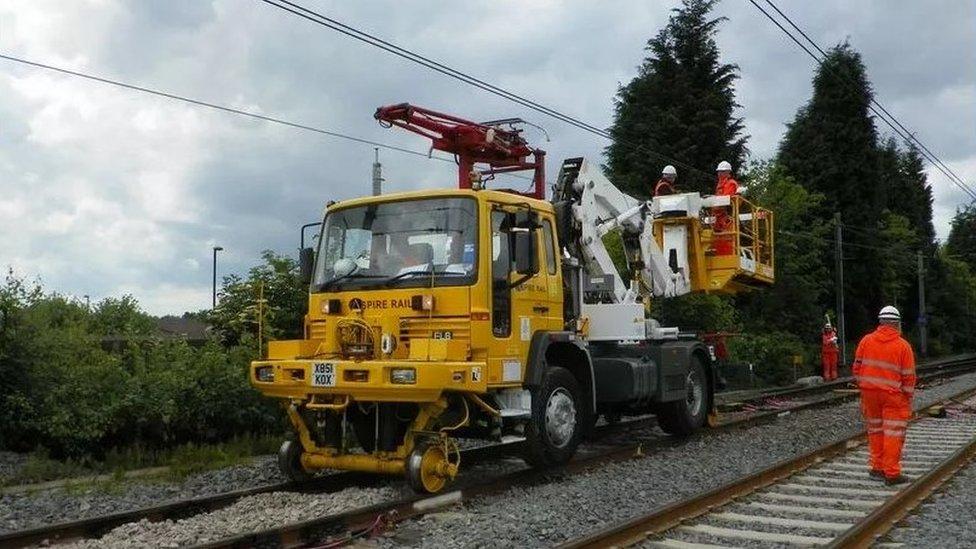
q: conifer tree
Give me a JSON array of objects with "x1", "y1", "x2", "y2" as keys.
[
  {"x1": 606, "y1": 0, "x2": 746, "y2": 196},
  {"x1": 778, "y1": 43, "x2": 885, "y2": 341}
]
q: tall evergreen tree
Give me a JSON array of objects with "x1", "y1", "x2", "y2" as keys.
[
  {"x1": 606, "y1": 0, "x2": 746, "y2": 196},
  {"x1": 945, "y1": 204, "x2": 976, "y2": 272},
  {"x1": 777, "y1": 43, "x2": 884, "y2": 342},
  {"x1": 897, "y1": 144, "x2": 936, "y2": 250}
]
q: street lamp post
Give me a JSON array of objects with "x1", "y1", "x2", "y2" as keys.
[{"x1": 212, "y1": 246, "x2": 223, "y2": 309}]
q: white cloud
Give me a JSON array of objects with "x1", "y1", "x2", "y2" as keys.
[{"x1": 0, "y1": 0, "x2": 972, "y2": 315}]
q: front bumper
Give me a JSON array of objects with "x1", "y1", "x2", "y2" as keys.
[{"x1": 250, "y1": 358, "x2": 489, "y2": 402}]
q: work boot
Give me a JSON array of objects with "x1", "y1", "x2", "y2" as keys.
[
  {"x1": 869, "y1": 469, "x2": 885, "y2": 480},
  {"x1": 885, "y1": 474, "x2": 910, "y2": 486}
]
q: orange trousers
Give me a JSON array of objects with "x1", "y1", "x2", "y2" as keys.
[
  {"x1": 712, "y1": 209, "x2": 733, "y2": 255},
  {"x1": 859, "y1": 389, "x2": 911, "y2": 477},
  {"x1": 821, "y1": 352, "x2": 838, "y2": 381}
]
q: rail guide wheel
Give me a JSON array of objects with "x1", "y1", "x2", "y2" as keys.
[
  {"x1": 406, "y1": 438, "x2": 459, "y2": 493},
  {"x1": 278, "y1": 440, "x2": 313, "y2": 482}
]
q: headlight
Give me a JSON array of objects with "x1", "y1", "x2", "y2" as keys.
[
  {"x1": 391, "y1": 368, "x2": 416, "y2": 384},
  {"x1": 255, "y1": 366, "x2": 274, "y2": 382}
]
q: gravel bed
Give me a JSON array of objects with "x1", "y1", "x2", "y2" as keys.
[
  {"x1": 63, "y1": 486, "x2": 397, "y2": 548},
  {"x1": 59, "y1": 450, "x2": 530, "y2": 547},
  {"x1": 0, "y1": 455, "x2": 285, "y2": 534},
  {"x1": 0, "y1": 451, "x2": 30, "y2": 484},
  {"x1": 884, "y1": 457, "x2": 976, "y2": 547},
  {"x1": 376, "y1": 372, "x2": 976, "y2": 548}
]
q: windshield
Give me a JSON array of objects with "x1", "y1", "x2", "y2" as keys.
[{"x1": 312, "y1": 197, "x2": 478, "y2": 292}]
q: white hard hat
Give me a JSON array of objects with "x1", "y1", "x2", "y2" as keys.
[
  {"x1": 662, "y1": 165, "x2": 677, "y2": 176},
  {"x1": 878, "y1": 305, "x2": 901, "y2": 322},
  {"x1": 716, "y1": 160, "x2": 732, "y2": 172}
]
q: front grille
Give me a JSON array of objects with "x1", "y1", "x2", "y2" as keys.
[
  {"x1": 399, "y1": 316, "x2": 470, "y2": 346},
  {"x1": 308, "y1": 320, "x2": 328, "y2": 340}
]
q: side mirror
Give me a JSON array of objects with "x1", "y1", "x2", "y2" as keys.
[
  {"x1": 299, "y1": 247, "x2": 315, "y2": 285},
  {"x1": 514, "y1": 229, "x2": 538, "y2": 276}
]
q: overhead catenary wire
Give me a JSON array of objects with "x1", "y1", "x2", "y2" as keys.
[
  {"x1": 0, "y1": 52, "x2": 529, "y2": 184},
  {"x1": 256, "y1": 0, "x2": 716, "y2": 183},
  {"x1": 0, "y1": 53, "x2": 450, "y2": 163},
  {"x1": 747, "y1": 0, "x2": 976, "y2": 203},
  {"x1": 761, "y1": 0, "x2": 974, "y2": 199}
]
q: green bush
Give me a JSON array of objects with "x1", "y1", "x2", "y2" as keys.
[
  {"x1": 726, "y1": 331, "x2": 815, "y2": 387},
  {"x1": 0, "y1": 270, "x2": 283, "y2": 459}
]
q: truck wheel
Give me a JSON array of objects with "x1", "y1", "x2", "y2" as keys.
[
  {"x1": 278, "y1": 440, "x2": 313, "y2": 482},
  {"x1": 523, "y1": 366, "x2": 584, "y2": 468},
  {"x1": 657, "y1": 355, "x2": 709, "y2": 437}
]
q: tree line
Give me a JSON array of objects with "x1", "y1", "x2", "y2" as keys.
[
  {"x1": 608, "y1": 0, "x2": 975, "y2": 383},
  {"x1": 2, "y1": 0, "x2": 973, "y2": 458}
]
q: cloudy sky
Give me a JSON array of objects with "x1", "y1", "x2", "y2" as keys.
[{"x1": 1, "y1": 0, "x2": 973, "y2": 315}]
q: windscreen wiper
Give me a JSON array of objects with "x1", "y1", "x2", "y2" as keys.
[
  {"x1": 383, "y1": 269, "x2": 466, "y2": 286},
  {"x1": 319, "y1": 273, "x2": 384, "y2": 292}
]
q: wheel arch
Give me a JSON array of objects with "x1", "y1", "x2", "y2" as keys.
[
  {"x1": 524, "y1": 331, "x2": 596, "y2": 415},
  {"x1": 690, "y1": 344, "x2": 716, "y2": 414}
]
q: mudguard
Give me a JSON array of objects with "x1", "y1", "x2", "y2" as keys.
[{"x1": 524, "y1": 331, "x2": 596, "y2": 414}]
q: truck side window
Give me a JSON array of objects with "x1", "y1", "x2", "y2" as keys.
[
  {"x1": 491, "y1": 210, "x2": 512, "y2": 337},
  {"x1": 542, "y1": 219, "x2": 557, "y2": 275}
]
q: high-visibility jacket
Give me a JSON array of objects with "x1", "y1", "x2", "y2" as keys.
[
  {"x1": 654, "y1": 179, "x2": 676, "y2": 196},
  {"x1": 715, "y1": 174, "x2": 739, "y2": 196},
  {"x1": 852, "y1": 325, "x2": 916, "y2": 397},
  {"x1": 821, "y1": 329, "x2": 838, "y2": 357}
]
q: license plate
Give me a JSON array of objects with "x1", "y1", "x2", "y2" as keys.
[{"x1": 312, "y1": 362, "x2": 336, "y2": 387}]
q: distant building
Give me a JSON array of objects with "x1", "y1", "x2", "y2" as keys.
[
  {"x1": 155, "y1": 315, "x2": 210, "y2": 344},
  {"x1": 100, "y1": 315, "x2": 211, "y2": 350}
]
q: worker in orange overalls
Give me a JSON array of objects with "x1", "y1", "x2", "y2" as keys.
[
  {"x1": 853, "y1": 305, "x2": 916, "y2": 486},
  {"x1": 712, "y1": 161, "x2": 739, "y2": 255},
  {"x1": 821, "y1": 318, "x2": 839, "y2": 381},
  {"x1": 653, "y1": 165, "x2": 678, "y2": 196}
]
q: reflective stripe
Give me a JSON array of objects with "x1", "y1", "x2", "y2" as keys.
[
  {"x1": 857, "y1": 375, "x2": 902, "y2": 389},
  {"x1": 860, "y1": 358, "x2": 903, "y2": 374},
  {"x1": 866, "y1": 419, "x2": 883, "y2": 425},
  {"x1": 883, "y1": 429, "x2": 905, "y2": 438},
  {"x1": 883, "y1": 419, "x2": 909, "y2": 427},
  {"x1": 902, "y1": 386, "x2": 915, "y2": 394},
  {"x1": 867, "y1": 428, "x2": 883, "y2": 434}
]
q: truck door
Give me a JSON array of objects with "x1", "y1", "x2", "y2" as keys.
[{"x1": 487, "y1": 205, "x2": 548, "y2": 385}]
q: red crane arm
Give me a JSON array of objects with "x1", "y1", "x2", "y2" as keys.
[{"x1": 374, "y1": 103, "x2": 546, "y2": 199}]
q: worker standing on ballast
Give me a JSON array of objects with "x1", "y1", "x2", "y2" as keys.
[
  {"x1": 821, "y1": 318, "x2": 839, "y2": 381},
  {"x1": 853, "y1": 306, "x2": 916, "y2": 485},
  {"x1": 654, "y1": 165, "x2": 678, "y2": 196},
  {"x1": 712, "y1": 161, "x2": 739, "y2": 255}
]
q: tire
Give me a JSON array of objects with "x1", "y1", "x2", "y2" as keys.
[
  {"x1": 657, "y1": 355, "x2": 709, "y2": 437},
  {"x1": 523, "y1": 366, "x2": 584, "y2": 468},
  {"x1": 278, "y1": 440, "x2": 313, "y2": 482}
]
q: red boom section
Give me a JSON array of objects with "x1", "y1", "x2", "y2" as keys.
[{"x1": 374, "y1": 103, "x2": 546, "y2": 199}]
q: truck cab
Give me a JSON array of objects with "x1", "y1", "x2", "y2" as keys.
[{"x1": 252, "y1": 188, "x2": 599, "y2": 492}]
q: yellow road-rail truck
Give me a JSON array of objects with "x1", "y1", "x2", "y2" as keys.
[{"x1": 250, "y1": 104, "x2": 774, "y2": 493}]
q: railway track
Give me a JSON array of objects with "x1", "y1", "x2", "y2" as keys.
[
  {"x1": 717, "y1": 352, "x2": 976, "y2": 407},
  {"x1": 560, "y1": 387, "x2": 976, "y2": 548},
  {"x1": 3, "y1": 355, "x2": 974, "y2": 548},
  {"x1": 714, "y1": 353, "x2": 976, "y2": 426}
]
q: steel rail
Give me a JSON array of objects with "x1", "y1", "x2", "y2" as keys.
[
  {"x1": 0, "y1": 441, "x2": 522, "y2": 548},
  {"x1": 6, "y1": 356, "x2": 974, "y2": 548},
  {"x1": 717, "y1": 353, "x2": 976, "y2": 407},
  {"x1": 559, "y1": 385, "x2": 976, "y2": 549},
  {"x1": 190, "y1": 377, "x2": 976, "y2": 549},
  {"x1": 0, "y1": 416, "x2": 664, "y2": 549},
  {"x1": 827, "y1": 427, "x2": 976, "y2": 548}
]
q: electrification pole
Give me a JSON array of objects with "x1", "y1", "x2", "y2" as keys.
[
  {"x1": 834, "y1": 213, "x2": 846, "y2": 366},
  {"x1": 372, "y1": 148, "x2": 383, "y2": 196},
  {"x1": 917, "y1": 251, "x2": 927, "y2": 358},
  {"x1": 212, "y1": 246, "x2": 223, "y2": 309}
]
